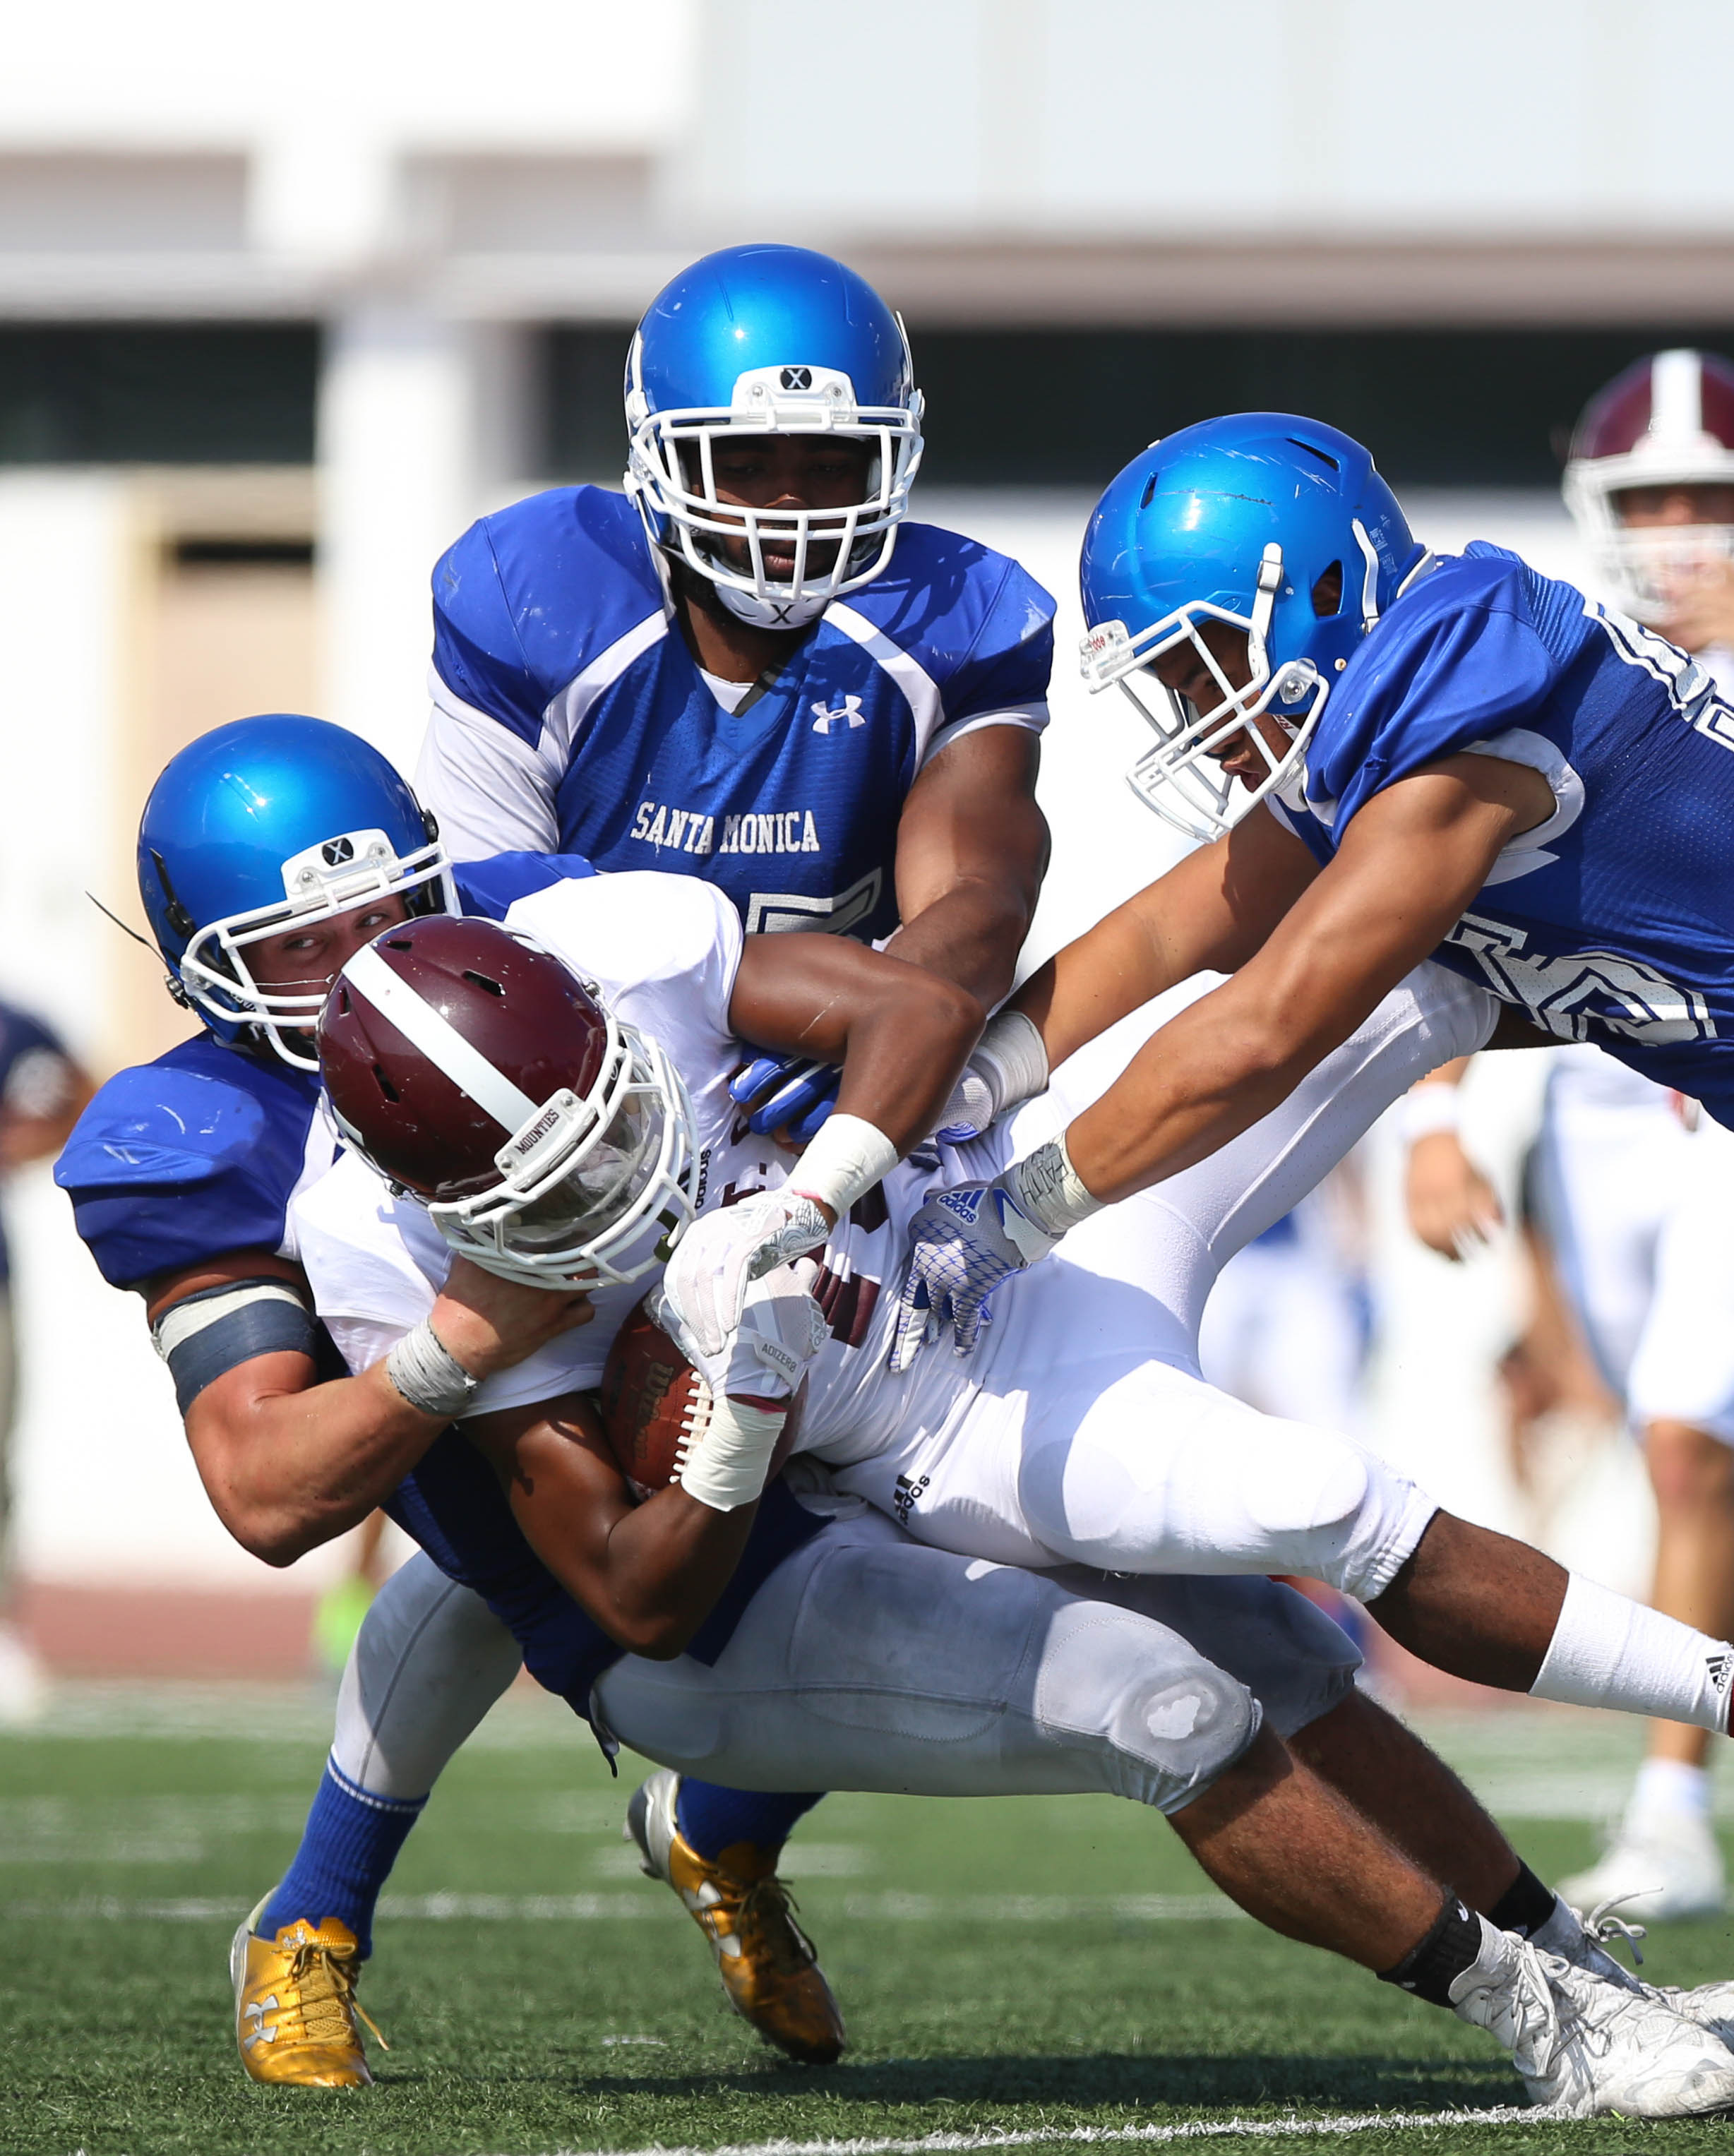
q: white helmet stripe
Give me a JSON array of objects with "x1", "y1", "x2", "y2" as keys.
[
  {"x1": 341, "y1": 942, "x2": 539, "y2": 1134},
  {"x1": 1652, "y1": 348, "x2": 1704, "y2": 441}
]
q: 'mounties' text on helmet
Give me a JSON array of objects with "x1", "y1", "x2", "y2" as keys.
[{"x1": 319, "y1": 915, "x2": 699, "y2": 1290}]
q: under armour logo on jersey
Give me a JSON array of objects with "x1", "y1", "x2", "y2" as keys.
[
  {"x1": 321, "y1": 837, "x2": 356, "y2": 866},
  {"x1": 811, "y1": 695, "x2": 866, "y2": 734},
  {"x1": 780, "y1": 366, "x2": 813, "y2": 390}
]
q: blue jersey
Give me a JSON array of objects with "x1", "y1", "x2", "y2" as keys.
[
  {"x1": 420, "y1": 486, "x2": 1054, "y2": 940},
  {"x1": 1270, "y1": 542, "x2": 1734, "y2": 1124},
  {"x1": 54, "y1": 853, "x2": 822, "y2": 1718}
]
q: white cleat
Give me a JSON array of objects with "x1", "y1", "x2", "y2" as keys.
[
  {"x1": 1541, "y1": 1891, "x2": 1734, "y2": 2052},
  {"x1": 1449, "y1": 1913, "x2": 1734, "y2": 2117},
  {"x1": 1559, "y1": 1807, "x2": 1725, "y2": 1922}
]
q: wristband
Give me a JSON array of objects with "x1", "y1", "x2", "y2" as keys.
[
  {"x1": 677, "y1": 1383, "x2": 787, "y2": 1511},
  {"x1": 788, "y1": 1110, "x2": 899, "y2": 1221},
  {"x1": 385, "y1": 1319, "x2": 480, "y2": 1419},
  {"x1": 1007, "y1": 1132, "x2": 1103, "y2": 1238},
  {"x1": 1399, "y1": 1084, "x2": 1464, "y2": 1144},
  {"x1": 972, "y1": 1009, "x2": 1049, "y2": 1118}
]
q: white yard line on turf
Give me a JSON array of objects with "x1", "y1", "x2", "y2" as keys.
[{"x1": 513, "y1": 2111, "x2": 1540, "y2": 2156}]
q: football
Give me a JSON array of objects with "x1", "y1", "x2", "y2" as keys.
[{"x1": 597, "y1": 1293, "x2": 801, "y2": 1499}]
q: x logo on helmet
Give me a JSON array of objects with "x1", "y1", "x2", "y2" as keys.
[
  {"x1": 779, "y1": 366, "x2": 813, "y2": 391},
  {"x1": 321, "y1": 837, "x2": 356, "y2": 866}
]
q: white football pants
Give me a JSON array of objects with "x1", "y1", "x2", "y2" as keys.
[
  {"x1": 1534, "y1": 1069, "x2": 1734, "y2": 1444},
  {"x1": 336, "y1": 1525, "x2": 1360, "y2": 1819},
  {"x1": 825, "y1": 959, "x2": 1497, "y2": 1598}
]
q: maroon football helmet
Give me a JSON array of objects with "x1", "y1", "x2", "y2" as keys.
[
  {"x1": 1564, "y1": 349, "x2": 1734, "y2": 616},
  {"x1": 318, "y1": 915, "x2": 698, "y2": 1288}
]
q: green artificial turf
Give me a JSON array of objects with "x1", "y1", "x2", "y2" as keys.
[{"x1": 6, "y1": 1687, "x2": 1734, "y2": 2156}]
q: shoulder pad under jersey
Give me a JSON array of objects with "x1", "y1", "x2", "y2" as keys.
[
  {"x1": 837, "y1": 522, "x2": 1056, "y2": 721},
  {"x1": 431, "y1": 489, "x2": 665, "y2": 748},
  {"x1": 56, "y1": 1036, "x2": 327, "y2": 1288}
]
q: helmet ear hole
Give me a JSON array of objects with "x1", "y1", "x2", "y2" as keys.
[{"x1": 1310, "y1": 561, "x2": 1344, "y2": 618}]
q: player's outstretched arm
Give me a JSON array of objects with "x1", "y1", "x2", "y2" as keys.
[
  {"x1": 1014, "y1": 803, "x2": 1322, "y2": 1070},
  {"x1": 729, "y1": 930, "x2": 983, "y2": 1161},
  {"x1": 156, "y1": 1250, "x2": 591, "y2": 1567},
  {"x1": 462, "y1": 1394, "x2": 760, "y2": 1659},
  {"x1": 887, "y1": 726, "x2": 1049, "y2": 1010},
  {"x1": 1062, "y1": 755, "x2": 1550, "y2": 1206}
]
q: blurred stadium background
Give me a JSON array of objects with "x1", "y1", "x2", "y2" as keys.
[{"x1": 1, "y1": 0, "x2": 1724, "y2": 1681}]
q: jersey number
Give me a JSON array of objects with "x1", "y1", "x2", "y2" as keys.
[{"x1": 1446, "y1": 910, "x2": 1716, "y2": 1046}]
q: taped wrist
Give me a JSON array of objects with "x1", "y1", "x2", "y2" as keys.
[
  {"x1": 1006, "y1": 1132, "x2": 1103, "y2": 1239},
  {"x1": 678, "y1": 1386, "x2": 787, "y2": 1511},
  {"x1": 152, "y1": 1278, "x2": 318, "y2": 1415},
  {"x1": 788, "y1": 1111, "x2": 899, "y2": 1222},
  {"x1": 972, "y1": 1010, "x2": 1049, "y2": 1119},
  {"x1": 385, "y1": 1319, "x2": 480, "y2": 1420}
]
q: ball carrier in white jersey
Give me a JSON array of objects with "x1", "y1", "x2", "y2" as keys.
[{"x1": 294, "y1": 878, "x2": 1734, "y2": 2110}]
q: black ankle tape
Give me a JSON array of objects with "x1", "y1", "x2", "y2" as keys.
[
  {"x1": 1377, "y1": 1894, "x2": 1483, "y2": 2009},
  {"x1": 1488, "y1": 1861, "x2": 1556, "y2": 1942}
]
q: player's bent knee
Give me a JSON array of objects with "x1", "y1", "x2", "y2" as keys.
[{"x1": 1034, "y1": 1603, "x2": 1259, "y2": 1814}]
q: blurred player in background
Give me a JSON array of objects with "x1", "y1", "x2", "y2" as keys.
[
  {"x1": 0, "y1": 995, "x2": 92, "y2": 1723},
  {"x1": 1401, "y1": 351, "x2": 1734, "y2": 1917}
]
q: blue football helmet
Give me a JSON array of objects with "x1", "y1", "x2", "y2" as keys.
[
  {"x1": 137, "y1": 714, "x2": 455, "y2": 1069},
  {"x1": 624, "y1": 243, "x2": 924, "y2": 630},
  {"x1": 1078, "y1": 414, "x2": 1429, "y2": 842}
]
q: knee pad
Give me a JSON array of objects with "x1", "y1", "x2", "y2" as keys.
[{"x1": 1033, "y1": 1600, "x2": 1259, "y2": 1814}]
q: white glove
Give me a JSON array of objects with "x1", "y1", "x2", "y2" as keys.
[
  {"x1": 650, "y1": 1259, "x2": 828, "y2": 1511},
  {"x1": 658, "y1": 1190, "x2": 832, "y2": 1364},
  {"x1": 888, "y1": 1176, "x2": 1058, "y2": 1371}
]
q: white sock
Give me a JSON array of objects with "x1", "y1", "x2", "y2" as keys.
[
  {"x1": 1632, "y1": 1755, "x2": 1713, "y2": 1822},
  {"x1": 1529, "y1": 1574, "x2": 1734, "y2": 1733}
]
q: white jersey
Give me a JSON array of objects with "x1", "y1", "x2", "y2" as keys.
[
  {"x1": 294, "y1": 869, "x2": 946, "y2": 1439},
  {"x1": 295, "y1": 869, "x2": 1499, "y2": 1588}
]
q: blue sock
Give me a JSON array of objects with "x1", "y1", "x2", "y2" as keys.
[
  {"x1": 674, "y1": 1780, "x2": 824, "y2": 1859},
  {"x1": 256, "y1": 1757, "x2": 425, "y2": 1958}
]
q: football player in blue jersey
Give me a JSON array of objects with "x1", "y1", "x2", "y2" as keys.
[
  {"x1": 416, "y1": 241, "x2": 1053, "y2": 1144},
  {"x1": 895, "y1": 410, "x2": 1734, "y2": 1354},
  {"x1": 59, "y1": 713, "x2": 986, "y2": 2080}
]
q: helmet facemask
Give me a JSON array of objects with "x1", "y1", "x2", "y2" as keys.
[
  {"x1": 426, "y1": 1019, "x2": 700, "y2": 1292},
  {"x1": 1080, "y1": 527, "x2": 1386, "y2": 844},
  {"x1": 626, "y1": 352, "x2": 924, "y2": 630},
  {"x1": 177, "y1": 826, "x2": 455, "y2": 1072}
]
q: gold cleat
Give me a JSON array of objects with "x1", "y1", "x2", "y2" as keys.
[
  {"x1": 229, "y1": 1893, "x2": 384, "y2": 2086},
  {"x1": 626, "y1": 1769, "x2": 845, "y2": 2064}
]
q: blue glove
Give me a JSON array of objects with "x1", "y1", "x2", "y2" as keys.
[
  {"x1": 730, "y1": 1053, "x2": 842, "y2": 1142},
  {"x1": 888, "y1": 1176, "x2": 1060, "y2": 1372}
]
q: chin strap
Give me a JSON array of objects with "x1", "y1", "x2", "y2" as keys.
[{"x1": 712, "y1": 580, "x2": 830, "y2": 632}]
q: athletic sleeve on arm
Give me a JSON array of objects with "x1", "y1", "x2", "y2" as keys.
[
  {"x1": 924, "y1": 557, "x2": 1056, "y2": 767},
  {"x1": 1307, "y1": 555, "x2": 1568, "y2": 836},
  {"x1": 424, "y1": 516, "x2": 564, "y2": 858}
]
